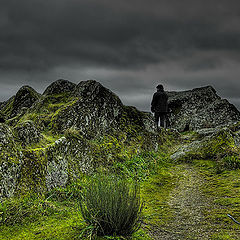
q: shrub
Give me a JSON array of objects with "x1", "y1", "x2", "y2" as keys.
[{"x1": 79, "y1": 175, "x2": 143, "y2": 237}]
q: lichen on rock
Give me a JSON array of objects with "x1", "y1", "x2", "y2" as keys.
[
  {"x1": 51, "y1": 80, "x2": 125, "y2": 136},
  {"x1": 168, "y1": 86, "x2": 240, "y2": 131},
  {"x1": 45, "y1": 135, "x2": 93, "y2": 190},
  {"x1": 0, "y1": 123, "x2": 23, "y2": 199}
]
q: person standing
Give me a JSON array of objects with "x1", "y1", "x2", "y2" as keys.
[{"x1": 151, "y1": 84, "x2": 168, "y2": 128}]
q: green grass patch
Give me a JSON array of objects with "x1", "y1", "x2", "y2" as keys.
[
  {"x1": 141, "y1": 166, "x2": 177, "y2": 227},
  {"x1": 192, "y1": 161, "x2": 240, "y2": 239}
]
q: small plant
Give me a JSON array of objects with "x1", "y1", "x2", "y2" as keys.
[{"x1": 79, "y1": 175, "x2": 143, "y2": 238}]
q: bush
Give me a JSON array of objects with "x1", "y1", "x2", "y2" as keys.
[{"x1": 79, "y1": 175, "x2": 143, "y2": 237}]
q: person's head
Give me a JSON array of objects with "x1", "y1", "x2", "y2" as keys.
[{"x1": 156, "y1": 84, "x2": 164, "y2": 91}]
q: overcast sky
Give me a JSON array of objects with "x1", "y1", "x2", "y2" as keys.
[{"x1": 0, "y1": 0, "x2": 240, "y2": 111}]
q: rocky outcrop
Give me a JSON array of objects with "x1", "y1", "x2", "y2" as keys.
[
  {"x1": 171, "y1": 122, "x2": 240, "y2": 162},
  {"x1": 0, "y1": 124, "x2": 21, "y2": 164},
  {"x1": 0, "y1": 86, "x2": 41, "y2": 120},
  {"x1": 45, "y1": 125, "x2": 161, "y2": 190},
  {"x1": 168, "y1": 86, "x2": 240, "y2": 132},
  {"x1": 43, "y1": 79, "x2": 76, "y2": 96},
  {"x1": 11, "y1": 86, "x2": 41, "y2": 118},
  {"x1": 52, "y1": 80, "x2": 155, "y2": 136}
]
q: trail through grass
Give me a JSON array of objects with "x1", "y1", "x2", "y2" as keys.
[{"x1": 143, "y1": 162, "x2": 240, "y2": 240}]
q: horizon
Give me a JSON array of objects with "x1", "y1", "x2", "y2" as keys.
[{"x1": 0, "y1": 79, "x2": 239, "y2": 112}]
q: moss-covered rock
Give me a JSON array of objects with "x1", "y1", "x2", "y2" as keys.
[
  {"x1": 1, "y1": 86, "x2": 41, "y2": 120},
  {"x1": 11, "y1": 86, "x2": 41, "y2": 118},
  {"x1": 51, "y1": 80, "x2": 123, "y2": 135},
  {"x1": 171, "y1": 125, "x2": 240, "y2": 162},
  {"x1": 45, "y1": 134, "x2": 94, "y2": 190},
  {"x1": 0, "y1": 80, "x2": 171, "y2": 197},
  {"x1": 0, "y1": 124, "x2": 21, "y2": 164},
  {"x1": 0, "y1": 123, "x2": 22, "y2": 199},
  {"x1": 18, "y1": 148, "x2": 47, "y2": 194},
  {"x1": 14, "y1": 120, "x2": 43, "y2": 146},
  {"x1": 51, "y1": 80, "x2": 157, "y2": 137}
]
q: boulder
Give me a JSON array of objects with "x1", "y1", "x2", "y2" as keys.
[
  {"x1": 168, "y1": 86, "x2": 240, "y2": 131},
  {"x1": 43, "y1": 79, "x2": 76, "y2": 96},
  {"x1": 45, "y1": 135, "x2": 94, "y2": 190},
  {"x1": 170, "y1": 125, "x2": 239, "y2": 162},
  {"x1": 0, "y1": 123, "x2": 22, "y2": 199}
]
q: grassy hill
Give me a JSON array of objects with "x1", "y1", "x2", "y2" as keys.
[{"x1": 1, "y1": 80, "x2": 240, "y2": 239}]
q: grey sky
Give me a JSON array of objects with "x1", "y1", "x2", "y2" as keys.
[{"x1": 0, "y1": 0, "x2": 240, "y2": 111}]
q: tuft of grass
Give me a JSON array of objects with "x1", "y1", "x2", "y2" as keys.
[
  {"x1": 112, "y1": 151, "x2": 170, "y2": 181},
  {"x1": 79, "y1": 175, "x2": 143, "y2": 238}
]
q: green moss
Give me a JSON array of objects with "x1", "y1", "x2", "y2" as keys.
[
  {"x1": 176, "y1": 129, "x2": 239, "y2": 164},
  {"x1": 211, "y1": 232, "x2": 238, "y2": 240},
  {"x1": 204, "y1": 130, "x2": 236, "y2": 157},
  {"x1": 141, "y1": 167, "x2": 176, "y2": 227},
  {"x1": 16, "y1": 93, "x2": 77, "y2": 133},
  {"x1": 0, "y1": 198, "x2": 83, "y2": 240},
  {"x1": 49, "y1": 98, "x2": 78, "y2": 132},
  {"x1": 23, "y1": 132, "x2": 63, "y2": 151},
  {"x1": 18, "y1": 149, "x2": 47, "y2": 194}
]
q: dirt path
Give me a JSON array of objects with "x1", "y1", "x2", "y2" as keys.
[{"x1": 149, "y1": 164, "x2": 212, "y2": 240}]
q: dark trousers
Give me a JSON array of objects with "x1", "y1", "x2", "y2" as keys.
[{"x1": 154, "y1": 112, "x2": 167, "y2": 128}]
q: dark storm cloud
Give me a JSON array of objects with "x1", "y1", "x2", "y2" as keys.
[
  {"x1": 1, "y1": 0, "x2": 240, "y2": 71},
  {"x1": 0, "y1": 0, "x2": 240, "y2": 111}
]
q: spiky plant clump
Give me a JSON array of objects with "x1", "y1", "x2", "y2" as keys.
[{"x1": 79, "y1": 175, "x2": 143, "y2": 237}]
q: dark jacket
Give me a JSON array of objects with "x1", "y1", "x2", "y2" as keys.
[{"x1": 151, "y1": 90, "x2": 168, "y2": 113}]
